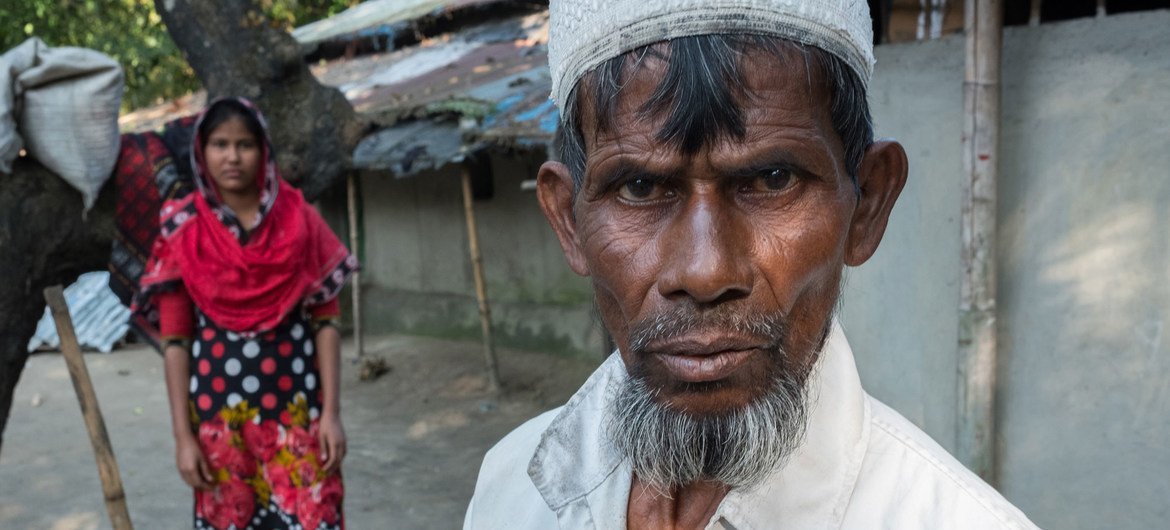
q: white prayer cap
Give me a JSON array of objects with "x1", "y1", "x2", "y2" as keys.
[{"x1": 548, "y1": 0, "x2": 875, "y2": 112}]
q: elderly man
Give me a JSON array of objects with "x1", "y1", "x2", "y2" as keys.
[{"x1": 466, "y1": 1, "x2": 1037, "y2": 528}]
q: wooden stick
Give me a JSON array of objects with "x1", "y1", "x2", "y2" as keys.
[
  {"x1": 43, "y1": 286, "x2": 134, "y2": 530},
  {"x1": 346, "y1": 171, "x2": 364, "y2": 359},
  {"x1": 958, "y1": 0, "x2": 1002, "y2": 485},
  {"x1": 461, "y1": 168, "x2": 501, "y2": 391}
]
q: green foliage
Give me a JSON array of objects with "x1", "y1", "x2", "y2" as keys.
[
  {"x1": 0, "y1": 0, "x2": 192, "y2": 110},
  {"x1": 261, "y1": 0, "x2": 360, "y2": 31},
  {"x1": 0, "y1": 1, "x2": 359, "y2": 111}
]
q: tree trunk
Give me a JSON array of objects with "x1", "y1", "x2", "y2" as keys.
[
  {"x1": 0, "y1": 0, "x2": 364, "y2": 451},
  {"x1": 154, "y1": 0, "x2": 365, "y2": 201},
  {"x1": 0, "y1": 158, "x2": 115, "y2": 449}
]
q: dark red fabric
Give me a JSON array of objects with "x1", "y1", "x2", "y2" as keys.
[
  {"x1": 108, "y1": 123, "x2": 195, "y2": 306},
  {"x1": 136, "y1": 98, "x2": 354, "y2": 334},
  {"x1": 309, "y1": 297, "x2": 340, "y2": 320},
  {"x1": 157, "y1": 285, "x2": 195, "y2": 339},
  {"x1": 110, "y1": 116, "x2": 199, "y2": 352},
  {"x1": 175, "y1": 181, "x2": 347, "y2": 333},
  {"x1": 110, "y1": 136, "x2": 164, "y2": 271}
]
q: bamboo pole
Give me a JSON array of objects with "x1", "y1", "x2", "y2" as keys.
[
  {"x1": 460, "y1": 168, "x2": 501, "y2": 391},
  {"x1": 958, "y1": 0, "x2": 1002, "y2": 484},
  {"x1": 346, "y1": 171, "x2": 364, "y2": 359},
  {"x1": 43, "y1": 286, "x2": 134, "y2": 530}
]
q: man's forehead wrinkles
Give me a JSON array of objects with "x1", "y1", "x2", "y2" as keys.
[
  {"x1": 587, "y1": 120, "x2": 838, "y2": 179},
  {"x1": 585, "y1": 147, "x2": 685, "y2": 187}
]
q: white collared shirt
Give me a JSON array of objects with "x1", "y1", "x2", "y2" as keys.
[{"x1": 465, "y1": 322, "x2": 1039, "y2": 529}]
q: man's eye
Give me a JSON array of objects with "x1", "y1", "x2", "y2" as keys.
[
  {"x1": 617, "y1": 178, "x2": 670, "y2": 202},
  {"x1": 745, "y1": 168, "x2": 793, "y2": 192}
]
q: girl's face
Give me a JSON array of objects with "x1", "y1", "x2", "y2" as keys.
[{"x1": 204, "y1": 116, "x2": 261, "y2": 195}]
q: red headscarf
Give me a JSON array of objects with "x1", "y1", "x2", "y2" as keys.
[{"x1": 134, "y1": 97, "x2": 357, "y2": 334}]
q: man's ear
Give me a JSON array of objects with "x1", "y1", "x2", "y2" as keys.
[
  {"x1": 536, "y1": 161, "x2": 589, "y2": 276},
  {"x1": 845, "y1": 139, "x2": 908, "y2": 266}
]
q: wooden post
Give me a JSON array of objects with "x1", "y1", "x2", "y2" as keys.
[
  {"x1": 958, "y1": 0, "x2": 1002, "y2": 484},
  {"x1": 43, "y1": 286, "x2": 134, "y2": 530},
  {"x1": 346, "y1": 171, "x2": 364, "y2": 359},
  {"x1": 929, "y1": 0, "x2": 947, "y2": 40},
  {"x1": 1029, "y1": 0, "x2": 1042, "y2": 26},
  {"x1": 461, "y1": 168, "x2": 501, "y2": 391}
]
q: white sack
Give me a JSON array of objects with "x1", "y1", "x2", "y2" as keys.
[{"x1": 0, "y1": 37, "x2": 124, "y2": 210}]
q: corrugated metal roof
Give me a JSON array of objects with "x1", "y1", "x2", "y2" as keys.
[
  {"x1": 353, "y1": 119, "x2": 468, "y2": 175},
  {"x1": 313, "y1": 12, "x2": 548, "y2": 109},
  {"x1": 477, "y1": 77, "x2": 557, "y2": 147},
  {"x1": 28, "y1": 272, "x2": 130, "y2": 353},
  {"x1": 292, "y1": 0, "x2": 515, "y2": 47},
  {"x1": 318, "y1": 10, "x2": 557, "y2": 172}
]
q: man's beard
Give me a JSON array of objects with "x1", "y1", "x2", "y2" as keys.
[{"x1": 606, "y1": 306, "x2": 824, "y2": 492}]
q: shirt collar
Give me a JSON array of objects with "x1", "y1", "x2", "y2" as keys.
[{"x1": 528, "y1": 320, "x2": 871, "y2": 529}]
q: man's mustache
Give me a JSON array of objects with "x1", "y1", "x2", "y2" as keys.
[{"x1": 626, "y1": 304, "x2": 789, "y2": 355}]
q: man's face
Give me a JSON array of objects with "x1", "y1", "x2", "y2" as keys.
[{"x1": 539, "y1": 49, "x2": 906, "y2": 418}]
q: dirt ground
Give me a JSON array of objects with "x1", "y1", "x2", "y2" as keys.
[{"x1": 0, "y1": 334, "x2": 599, "y2": 530}]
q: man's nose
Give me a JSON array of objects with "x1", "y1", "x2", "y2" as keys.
[{"x1": 656, "y1": 196, "x2": 753, "y2": 304}]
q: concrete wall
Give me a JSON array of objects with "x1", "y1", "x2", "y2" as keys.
[
  {"x1": 843, "y1": 10, "x2": 1170, "y2": 529},
  {"x1": 354, "y1": 154, "x2": 606, "y2": 358}
]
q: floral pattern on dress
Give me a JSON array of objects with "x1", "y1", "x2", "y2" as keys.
[{"x1": 193, "y1": 396, "x2": 343, "y2": 530}]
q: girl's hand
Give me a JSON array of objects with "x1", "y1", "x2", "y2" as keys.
[
  {"x1": 175, "y1": 433, "x2": 214, "y2": 490},
  {"x1": 318, "y1": 413, "x2": 347, "y2": 474}
]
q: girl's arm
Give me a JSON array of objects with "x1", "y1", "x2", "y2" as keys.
[
  {"x1": 159, "y1": 287, "x2": 213, "y2": 490},
  {"x1": 311, "y1": 298, "x2": 347, "y2": 474}
]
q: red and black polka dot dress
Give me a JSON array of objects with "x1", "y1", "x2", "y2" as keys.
[{"x1": 164, "y1": 297, "x2": 345, "y2": 530}]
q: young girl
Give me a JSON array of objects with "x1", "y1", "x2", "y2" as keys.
[{"x1": 136, "y1": 97, "x2": 357, "y2": 530}]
